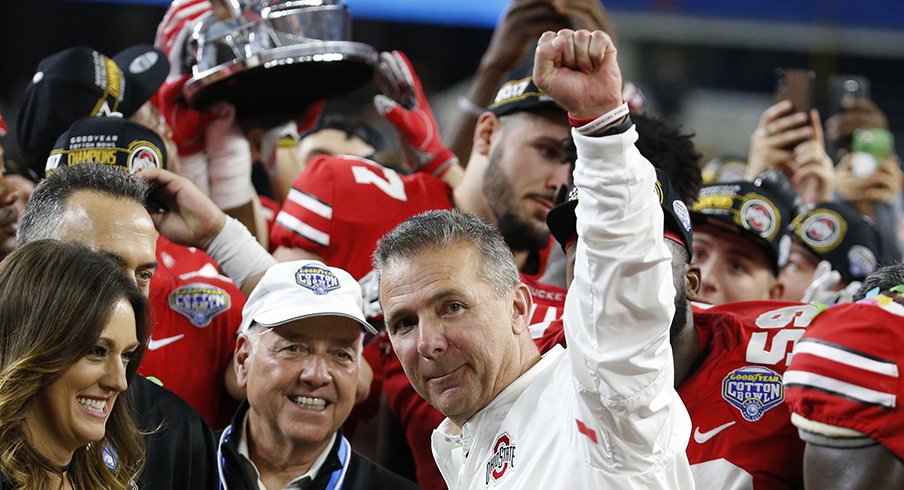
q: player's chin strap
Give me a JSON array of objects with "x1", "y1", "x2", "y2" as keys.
[{"x1": 217, "y1": 425, "x2": 351, "y2": 489}]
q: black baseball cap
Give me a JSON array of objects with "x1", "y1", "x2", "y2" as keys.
[
  {"x1": 547, "y1": 169, "x2": 694, "y2": 257},
  {"x1": 690, "y1": 181, "x2": 792, "y2": 276},
  {"x1": 17, "y1": 45, "x2": 168, "y2": 172},
  {"x1": 46, "y1": 116, "x2": 167, "y2": 176},
  {"x1": 790, "y1": 201, "x2": 882, "y2": 282},
  {"x1": 488, "y1": 64, "x2": 563, "y2": 117}
]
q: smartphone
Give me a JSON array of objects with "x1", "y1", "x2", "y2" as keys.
[
  {"x1": 829, "y1": 74, "x2": 870, "y2": 115},
  {"x1": 850, "y1": 128, "x2": 894, "y2": 178},
  {"x1": 775, "y1": 68, "x2": 814, "y2": 115}
]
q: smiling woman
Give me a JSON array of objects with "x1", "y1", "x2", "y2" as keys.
[{"x1": 0, "y1": 240, "x2": 150, "y2": 489}]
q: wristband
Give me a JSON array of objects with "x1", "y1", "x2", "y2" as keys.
[
  {"x1": 457, "y1": 96, "x2": 485, "y2": 117},
  {"x1": 569, "y1": 102, "x2": 630, "y2": 135},
  {"x1": 205, "y1": 216, "x2": 276, "y2": 289}
]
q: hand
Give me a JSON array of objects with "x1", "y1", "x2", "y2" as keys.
[
  {"x1": 788, "y1": 110, "x2": 835, "y2": 205},
  {"x1": 139, "y1": 167, "x2": 226, "y2": 249},
  {"x1": 533, "y1": 29, "x2": 622, "y2": 119},
  {"x1": 358, "y1": 268, "x2": 383, "y2": 321},
  {"x1": 802, "y1": 260, "x2": 861, "y2": 305},
  {"x1": 155, "y1": 74, "x2": 218, "y2": 155},
  {"x1": 825, "y1": 97, "x2": 889, "y2": 144},
  {"x1": 374, "y1": 51, "x2": 459, "y2": 177},
  {"x1": 836, "y1": 153, "x2": 903, "y2": 207},
  {"x1": 746, "y1": 100, "x2": 813, "y2": 179}
]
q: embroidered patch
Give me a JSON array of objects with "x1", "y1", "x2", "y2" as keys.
[
  {"x1": 127, "y1": 141, "x2": 162, "y2": 174},
  {"x1": 485, "y1": 432, "x2": 516, "y2": 485},
  {"x1": 740, "y1": 197, "x2": 779, "y2": 240},
  {"x1": 295, "y1": 265, "x2": 340, "y2": 295},
  {"x1": 168, "y1": 283, "x2": 231, "y2": 327},
  {"x1": 722, "y1": 366, "x2": 783, "y2": 421},
  {"x1": 673, "y1": 200, "x2": 692, "y2": 232},
  {"x1": 848, "y1": 245, "x2": 878, "y2": 278},
  {"x1": 800, "y1": 210, "x2": 845, "y2": 252}
]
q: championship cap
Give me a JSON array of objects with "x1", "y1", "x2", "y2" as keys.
[
  {"x1": 239, "y1": 260, "x2": 377, "y2": 335},
  {"x1": 488, "y1": 64, "x2": 562, "y2": 117},
  {"x1": 547, "y1": 169, "x2": 694, "y2": 257},
  {"x1": 789, "y1": 201, "x2": 881, "y2": 282},
  {"x1": 691, "y1": 181, "x2": 792, "y2": 275},
  {"x1": 46, "y1": 116, "x2": 167, "y2": 176},
  {"x1": 17, "y1": 45, "x2": 168, "y2": 171}
]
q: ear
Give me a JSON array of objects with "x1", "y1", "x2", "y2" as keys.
[
  {"x1": 510, "y1": 283, "x2": 533, "y2": 335},
  {"x1": 473, "y1": 112, "x2": 500, "y2": 157},
  {"x1": 768, "y1": 278, "x2": 785, "y2": 300},
  {"x1": 234, "y1": 334, "x2": 252, "y2": 389},
  {"x1": 685, "y1": 264, "x2": 702, "y2": 300}
]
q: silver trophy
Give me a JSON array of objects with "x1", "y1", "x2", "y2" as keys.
[{"x1": 183, "y1": 0, "x2": 377, "y2": 121}]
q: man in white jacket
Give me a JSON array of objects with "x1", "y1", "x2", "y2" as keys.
[{"x1": 373, "y1": 29, "x2": 693, "y2": 489}]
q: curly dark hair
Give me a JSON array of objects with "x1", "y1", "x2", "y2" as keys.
[{"x1": 632, "y1": 112, "x2": 703, "y2": 204}]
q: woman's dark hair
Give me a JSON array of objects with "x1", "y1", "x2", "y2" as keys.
[{"x1": 0, "y1": 240, "x2": 149, "y2": 489}]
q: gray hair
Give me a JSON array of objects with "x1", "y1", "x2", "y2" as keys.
[
  {"x1": 373, "y1": 210, "x2": 520, "y2": 297},
  {"x1": 17, "y1": 163, "x2": 149, "y2": 245}
]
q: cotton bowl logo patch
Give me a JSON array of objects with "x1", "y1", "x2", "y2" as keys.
[
  {"x1": 740, "y1": 197, "x2": 778, "y2": 240},
  {"x1": 295, "y1": 266, "x2": 340, "y2": 295},
  {"x1": 722, "y1": 366, "x2": 783, "y2": 421},
  {"x1": 800, "y1": 210, "x2": 844, "y2": 252},
  {"x1": 486, "y1": 432, "x2": 516, "y2": 485},
  {"x1": 673, "y1": 200, "x2": 692, "y2": 232},
  {"x1": 168, "y1": 283, "x2": 231, "y2": 327},
  {"x1": 848, "y1": 245, "x2": 878, "y2": 278},
  {"x1": 127, "y1": 141, "x2": 162, "y2": 174}
]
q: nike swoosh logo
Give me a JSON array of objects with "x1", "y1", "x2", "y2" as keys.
[
  {"x1": 147, "y1": 334, "x2": 185, "y2": 351},
  {"x1": 693, "y1": 421, "x2": 736, "y2": 444}
]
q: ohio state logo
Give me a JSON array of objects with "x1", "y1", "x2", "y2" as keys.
[
  {"x1": 485, "y1": 433, "x2": 516, "y2": 485},
  {"x1": 740, "y1": 197, "x2": 778, "y2": 240},
  {"x1": 800, "y1": 210, "x2": 844, "y2": 252}
]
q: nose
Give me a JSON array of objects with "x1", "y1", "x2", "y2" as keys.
[
  {"x1": 548, "y1": 163, "x2": 571, "y2": 191},
  {"x1": 102, "y1": 358, "x2": 129, "y2": 394},
  {"x1": 298, "y1": 354, "x2": 332, "y2": 388},
  {"x1": 416, "y1": 320, "x2": 448, "y2": 360}
]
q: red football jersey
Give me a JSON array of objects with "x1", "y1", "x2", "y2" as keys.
[
  {"x1": 535, "y1": 301, "x2": 809, "y2": 489},
  {"x1": 269, "y1": 155, "x2": 453, "y2": 280},
  {"x1": 139, "y1": 237, "x2": 245, "y2": 429},
  {"x1": 784, "y1": 295, "x2": 904, "y2": 462},
  {"x1": 682, "y1": 301, "x2": 810, "y2": 489}
]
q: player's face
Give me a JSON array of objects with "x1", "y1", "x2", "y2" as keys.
[
  {"x1": 777, "y1": 239, "x2": 821, "y2": 302},
  {"x1": 483, "y1": 112, "x2": 572, "y2": 251},
  {"x1": 59, "y1": 191, "x2": 158, "y2": 297},
  {"x1": 237, "y1": 318, "x2": 361, "y2": 452},
  {"x1": 692, "y1": 225, "x2": 780, "y2": 305},
  {"x1": 25, "y1": 300, "x2": 138, "y2": 459},
  {"x1": 381, "y1": 242, "x2": 524, "y2": 426}
]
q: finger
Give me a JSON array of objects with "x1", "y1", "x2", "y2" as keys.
[
  {"x1": 765, "y1": 111, "x2": 809, "y2": 136},
  {"x1": 534, "y1": 30, "x2": 562, "y2": 86},
  {"x1": 761, "y1": 100, "x2": 795, "y2": 126},
  {"x1": 558, "y1": 29, "x2": 577, "y2": 68},
  {"x1": 809, "y1": 109, "x2": 825, "y2": 145},
  {"x1": 771, "y1": 125, "x2": 813, "y2": 149},
  {"x1": 572, "y1": 29, "x2": 593, "y2": 73},
  {"x1": 588, "y1": 30, "x2": 608, "y2": 68}
]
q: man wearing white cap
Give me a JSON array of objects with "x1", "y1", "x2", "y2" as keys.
[{"x1": 218, "y1": 260, "x2": 419, "y2": 489}]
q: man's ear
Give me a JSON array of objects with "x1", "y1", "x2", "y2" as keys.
[
  {"x1": 511, "y1": 283, "x2": 533, "y2": 335},
  {"x1": 473, "y1": 112, "x2": 500, "y2": 157},
  {"x1": 234, "y1": 334, "x2": 252, "y2": 389},
  {"x1": 686, "y1": 264, "x2": 702, "y2": 300}
]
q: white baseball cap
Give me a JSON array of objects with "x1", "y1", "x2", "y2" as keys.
[{"x1": 240, "y1": 260, "x2": 376, "y2": 335}]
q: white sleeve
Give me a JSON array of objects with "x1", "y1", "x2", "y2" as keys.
[{"x1": 565, "y1": 124, "x2": 688, "y2": 456}]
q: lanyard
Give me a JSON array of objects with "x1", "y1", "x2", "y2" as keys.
[{"x1": 218, "y1": 426, "x2": 351, "y2": 490}]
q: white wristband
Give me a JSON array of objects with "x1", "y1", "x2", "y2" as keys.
[
  {"x1": 206, "y1": 216, "x2": 276, "y2": 289},
  {"x1": 457, "y1": 96, "x2": 485, "y2": 117},
  {"x1": 575, "y1": 103, "x2": 630, "y2": 136}
]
